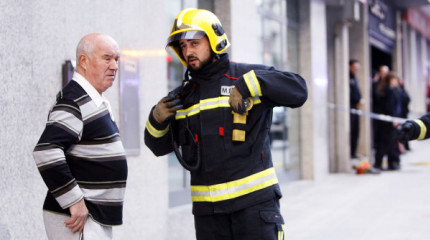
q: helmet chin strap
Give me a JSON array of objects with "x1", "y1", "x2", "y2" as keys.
[{"x1": 184, "y1": 68, "x2": 191, "y2": 81}]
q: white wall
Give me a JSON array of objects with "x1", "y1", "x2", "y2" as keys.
[
  {"x1": 298, "y1": 0, "x2": 330, "y2": 180},
  {"x1": 403, "y1": 27, "x2": 428, "y2": 115},
  {"x1": 310, "y1": 0, "x2": 329, "y2": 180},
  {"x1": 0, "y1": 0, "x2": 169, "y2": 239},
  {"x1": 230, "y1": 0, "x2": 262, "y2": 64}
]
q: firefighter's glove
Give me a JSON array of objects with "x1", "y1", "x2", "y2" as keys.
[
  {"x1": 229, "y1": 87, "x2": 247, "y2": 114},
  {"x1": 153, "y1": 96, "x2": 183, "y2": 124},
  {"x1": 396, "y1": 121, "x2": 417, "y2": 141}
]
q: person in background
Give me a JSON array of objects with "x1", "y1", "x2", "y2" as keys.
[
  {"x1": 372, "y1": 65, "x2": 389, "y2": 152},
  {"x1": 33, "y1": 33, "x2": 127, "y2": 240},
  {"x1": 372, "y1": 65, "x2": 389, "y2": 85},
  {"x1": 372, "y1": 65, "x2": 390, "y2": 115},
  {"x1": 398, "y1": 78, "x2": 411, "y2": 151},
  {"x1": 349, "y1": 59, "x2": 363, "y2": 159},
  {"x1": 373, "y1": 72, "x2": 402, "y2": 170}
]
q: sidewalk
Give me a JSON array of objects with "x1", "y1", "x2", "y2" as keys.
[{"x1": 167, "y1": 140, "x2": 430, "y2": 240}]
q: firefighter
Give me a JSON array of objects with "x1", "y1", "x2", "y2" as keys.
[
  {"x1": 144, "y1": 8, "x2": 308, "y2": 240},
  {"x1": 397, "y1": 112, "x2": 430, "y2": 141}
]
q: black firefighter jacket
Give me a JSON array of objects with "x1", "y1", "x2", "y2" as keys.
[
  {"x1": 145, "y1": 54, "x2": 308, "y2": 216},
  {"x1": 413, "y1": 112, "x2": 430, "y2": 140}
]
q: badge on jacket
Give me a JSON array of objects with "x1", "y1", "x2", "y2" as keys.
[{"x1": 221, "y1": 86, "x2": 234, "y2": 96}]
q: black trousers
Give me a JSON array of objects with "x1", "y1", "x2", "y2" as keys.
[
  {"x1": 194, "y1": 198, "x2": 284, "y2": 240},
  {"x1": 350, "y1": 113, "x2": 359, "y2": 157},
  {"x1": 374, "y1": 125, "x2": 400, "y2": 169}
]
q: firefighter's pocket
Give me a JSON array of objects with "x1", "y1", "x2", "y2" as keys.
[
  {"x1": 260, "y1": 211, "x2": 284, "y2": 225},
  {"x1": 260, "y1": 210, "x2": 285, "y2": 238},
  {"x1": 177, "y1": 127, "x2": 197, "y2": 162}
]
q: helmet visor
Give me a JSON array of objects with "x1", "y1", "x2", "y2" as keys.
[{"x1": 167, "y1": 31, "x2": 206, "y2": 46}]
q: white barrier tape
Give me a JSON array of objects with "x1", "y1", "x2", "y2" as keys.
[{"x1": 327, "y1": 103, "x2": 408, "y2": 124}]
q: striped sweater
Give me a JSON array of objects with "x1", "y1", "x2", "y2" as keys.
[{"x1": 33, "y1": 80, "x2": 128, "y2": 226}]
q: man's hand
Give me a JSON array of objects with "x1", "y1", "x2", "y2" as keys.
[
  {"x1": 153, "y1": 96, "x2": 183, "y2": 124},
  {"x1": 229, "y1": 87, "x2": 247, "y2": 114},
  {"x1": 356, "y1": 99, "x2": 364, "y2": 109},
  {"x1": 65, "y1": 199, "x2": 88, "y2": 233},
  {"x1": 396, "y1": 121, "x2": 417, "y2": 141},
  {"x1": 373, "y1": 73, "x2": 380, "y2": 83}
]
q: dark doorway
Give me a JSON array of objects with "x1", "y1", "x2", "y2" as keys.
[{"x1": 370, "y1": 45, "x2": 392, "y2": 77}]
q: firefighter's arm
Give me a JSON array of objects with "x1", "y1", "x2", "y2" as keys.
[
  {"x1": 233, "y1": 67, "x2": 308, "y2": 108},
  {"x1": 144, "y1": 100, "x2": 179, "y2": 156},
  {"x1": 397, "y1": 112, "x2": 430, "y2": 141}
]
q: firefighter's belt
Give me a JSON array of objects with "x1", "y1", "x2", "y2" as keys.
[{"x1": 191, "y1": 167, "x2": 278, "y2": 202}]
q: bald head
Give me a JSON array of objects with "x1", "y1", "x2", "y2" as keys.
[
  {"x1": 379, "y1": 65, "x2": 389, "y2": 79},
  {"x1": 76, "y1": 33, "x2": 118, "y2": 65},
  {"x1": 75, "y1": 33, "x2": 120, "y2": 93}
]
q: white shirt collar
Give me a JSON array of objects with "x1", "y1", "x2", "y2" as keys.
[
  {"x1": 72, "y1": 72, "x2": 115, "y2": 121},
  {"x1": 72, "y1": 72, "x2": 104, "y2": 107}
]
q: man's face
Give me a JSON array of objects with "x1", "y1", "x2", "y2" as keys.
[
  {"x1": 350, "y1": 62, "x2": 360, "y2": 75},
  {"x1": 380, "y1": 66, "x2": 389, "y2": 79},
  {"x1": 85, "y1": 36, "x2": 120, "y2": 93},
  {"x1": 390, "y1": 77, "x2": 399, "y2": 87},
  {"x1": 179, "y1": 37, "x2": 214, "y2": 71}
]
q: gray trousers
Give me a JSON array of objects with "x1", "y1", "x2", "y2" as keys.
[{"x1": 43, "y1": 211, "x2": 112, "y2": 240}]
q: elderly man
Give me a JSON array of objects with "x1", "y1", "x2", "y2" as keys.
[{"x1": 33, "y1": 33, "x2": 127, "y2": 239}]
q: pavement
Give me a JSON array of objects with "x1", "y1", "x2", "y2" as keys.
[{"x1": 167, "y1": 139, "x2": 430, "y2": 240}]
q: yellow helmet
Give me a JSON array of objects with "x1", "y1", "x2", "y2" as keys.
[{"x1": 167, "y1": 8, "x2": 231, "y2": 66}]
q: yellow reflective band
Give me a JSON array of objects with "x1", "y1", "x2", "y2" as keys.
[
  {"x1": 278, "y1": 224, "x2": 285, "y2": 240},
  {"x1": 252, "y1": 97, "x2": 261, "y2": 104},
  {"x1": 244, "y1": 73, "x2": 256, "y2": 97},
  {"x1": 176, "y1": 103, "x2": 201, "y2": 119},
  {"x1": 191, "y1": 167, "x2": 278, "y2": 202},
  {"x1": 250, "y1": 70, "x2": 262, "y2": 96},
  {"x1": 244, "y1": 70, "x2": 262, "y2": 97},
  {"x1": 200, "y1": 96, "x2": 230, "y2": 110},
  {"x1": 252, "y1": 96, "x2": 261, "y2": 104},
  {"x1": 175, "y1": 96, "x2": 257, "y2": 120},
  {"x1": 145, "y1": 120, "x2": 169, "y2": 138},
  {"x1": 414, "y1": 119, "x2": 427, "y2": 140}
]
